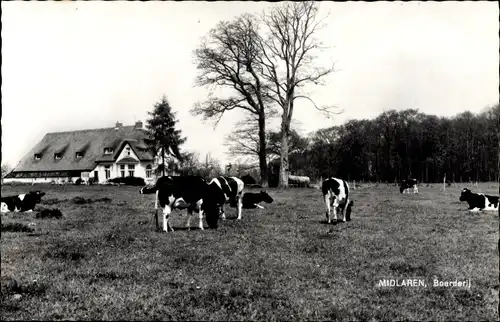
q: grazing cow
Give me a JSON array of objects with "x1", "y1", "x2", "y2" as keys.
[
  {"x1": 140, "y1": 176, "x2": 218, "y2": 232},
  {"x1": 1, "y1": 191, "x2": 46, "y2": 213},
  {"x1": 459, "y1": 188, "x2": 499, "y2": 212},
  {"x1": 241, "y1": 191, "x2": 274, "y2": 209},
  {"x1": 400, "y1": 179, "x2": 419, "y2": 194},
  {"x1": 322, "y1": 178, "x2": 354, "y2": 224},
  {"x1": 206, "y1": 176, "x2": 244, "y2": 220}
]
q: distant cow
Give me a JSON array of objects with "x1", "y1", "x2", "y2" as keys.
[
  {"x1": 241, "y1": 191, "x2": 274, "y2": 209},
  {"x1": 206, "y1": 176, "x2": 244, "y2": 220},
  {"x1": 1, "y1": 191, "x2": 46, "y2": 213},
  {"x1": 140, "y1": 176, "x2": 218, "y2": 232},
  {"x1": 289, "y1": 175, "x2": 311, "y2": 188},
  {"x1": 400, "y1": 179, "x2": 419, "y2": 194},
  {"x1": 322, "y1": 178, "x2": 354, "y2": 224},
  {"x1": 459, "y1": 188, "x2": 499, "y2": 212}
]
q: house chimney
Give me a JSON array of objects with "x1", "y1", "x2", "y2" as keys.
[
  {"x1": 134, "y1": 121, "x2": 143, "y2": 129},
  {"x1": 115, "y1": 121, "x2": 123, "y2": 130}
]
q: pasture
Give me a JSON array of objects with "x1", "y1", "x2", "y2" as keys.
[{"x1": 1, "y1": 183, "x2": 498, "y2": 321}]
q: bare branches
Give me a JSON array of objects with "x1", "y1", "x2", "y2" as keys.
[{"x1": 294, "y1": 95, "x2": 343, "y2": 118}]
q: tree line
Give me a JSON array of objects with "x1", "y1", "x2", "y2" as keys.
[{"x1": 263, "y1": 105, "x2": 499, "y2": 184}]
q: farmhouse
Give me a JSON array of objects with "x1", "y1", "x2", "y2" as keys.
[{"x1": 4, "y1": 121, "x2": 179, "y2": 184}]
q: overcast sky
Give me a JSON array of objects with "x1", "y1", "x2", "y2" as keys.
[{"x1": 2, "y1": 1, "x2": 498, "y2": 168}]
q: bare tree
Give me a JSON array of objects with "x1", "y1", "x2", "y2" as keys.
[
  {"x1": 192, "y1": 14, "x2": 274, "y2": 187},
  {"x1": 257, "y1": 2, "x2": 338, "y2": 188},
  {"x1": 224, "y1": 117, "x2": 262, "y2": 164}
]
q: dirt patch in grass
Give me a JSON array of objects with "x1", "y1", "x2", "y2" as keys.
[
  {"x1": 40, "y1": 198, "x2": 63, "y2": 205},
  {"x1": 70, "y1": 196, "x2": 112, "y2": 204},
  {"x1": 35, "y1": 207, "x2": 63, "y2": 219},
  {"x1": 1, "y1": 277, "x2": 47, "y2": 297},
  {"x1": 1, "y1": 223, "x2": 34, "y2": 233}
]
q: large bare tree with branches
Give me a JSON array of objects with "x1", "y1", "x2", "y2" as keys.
[
  {"x1": 192, "y1": 14, "x2": 274, "y2": 187},
  {"x1": 257, "y1": 2, "x2": 338, "y2": 188}
]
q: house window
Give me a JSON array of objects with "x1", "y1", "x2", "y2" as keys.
[
  {"x1": 146, "y1": 165, "x2": 152, "y2": 178},
  {"x1": 128, "y1": 164, "x2": 135, "y2": 177},
  {"x1": 104, "y1": 148, "x2": 114, "y2": 155},
  {"x1": 120, "y1": 165, "x2": 125, "y2": 177},
  {"x1": 125, "y1": 147, "x2": 131, "y2": 156},
  {"x1": 81, "y1": 172, "x2": 89, "y2": 178},
  {"x1": 34, "y1": 154, "x2": 41, "y2": 160},
  {"x1": 54, "y1": 153, "x2": 62, "y2": 160},
  {"x1": 76, "y1": 152, "x2": 83, "y2": 158},
  {"x1": 105, "y1": 165, "x2": 111, "y2": 179}
]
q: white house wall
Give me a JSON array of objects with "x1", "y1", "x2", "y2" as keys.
[{"x1": 89, "y1": 162, "x2": 154, "y2": 184}]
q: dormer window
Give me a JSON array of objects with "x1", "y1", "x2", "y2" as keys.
[
  {"x1": 76, "y1": 152, "x2": 83, "y2": 158},
  {"x1": 34, "y1": 154, "x2": 41, "y2": 160},
  {"x1": 54, "y1": 153, "x2": 62, "y2": 160},
  {"x1": 104, "y1": 148, "x2": 114, "y2": 155}
]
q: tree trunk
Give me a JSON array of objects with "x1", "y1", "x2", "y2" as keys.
[
  {"x1": 278, "y1": 112, "x2": 290, "y2": 188},
  {"x1": 162, "y1": 148, "x2": 166, "y2": 176},
  {"x1": 258, "y1": 113, "x2": 269, "y2": 188},
  {"x1": 497, "y1": 112, "x2": 499, "y2": 217}
]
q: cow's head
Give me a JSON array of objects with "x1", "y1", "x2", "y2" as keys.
[
  {"x1": 399, "y1": 185, "x2": 406, "y2": 194},
  {"x1": 203, "y1": 200, "x2": 220, "y2": 229},
  {"x1": 459, "y1": 188, "x2": 472, "y2": 202},
  {"x1": 260, "y1": 190, "x2": 274, "y2": 203},
  {"x1": 29, "y1": 191, "x2": 46, "y2": 203}
]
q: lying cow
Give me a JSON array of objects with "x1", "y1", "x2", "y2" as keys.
[
  {"x1": 241, "y1": 191, "x2": 274, "y2": 209},
  {"x1": 139, "y1": 176, "x2": 219, "y2": 232},
  {"x1": 322, "y1": 178, "x2": 354, "y2": 224},
  {"x1": 459, "y1": 188, "x2": 499, "y2": 212},
  {"x1": 1, "y1": 191, "x2": 46, "y2": 213},
  {"x1": 206, "y1": 176, "x2": 244, "y2": 220},
  {"x1": 400, "y1": 179, "x2": 419, "y2": 194}
]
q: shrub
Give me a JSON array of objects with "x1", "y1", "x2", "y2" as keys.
[{"x1": 107, "y1": 176, "x2": 145, "y2": 186}]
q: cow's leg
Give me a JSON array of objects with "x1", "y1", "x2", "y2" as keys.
[
  {"x1": 163, "y1": 205, "x2": 173, "y2": 232},
  {"x1": 414, "y1": 185, "x2": 418, "y2": 194},
  {"x1": 255, "y1": 204, "x2": 264, "y2": 209},
  {"x1": 236, "y1": 194, "x2": 243, "y2": 220},
  {"x1": 186, "y1": 207, "x2": 192, "y2": 231},
  {"x1": 339, "y1": 205, "x2": 346, "y2": 223},
  {"x1": 197, "y1": 206, "x2": 204, "y2": 230},
  {"x1": 324, "y1": 194, "x2": 331, "y2": 223},
  {"x1": 221, "y1": 204, "x2": 226, "y2": 220},
  {"x1": 332, "y1": 204, "x2": 338, "y2": 223}
]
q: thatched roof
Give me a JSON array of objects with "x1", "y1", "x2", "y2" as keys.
[{"x1": 12, "y1": 125, "x2": 154, "y2": 173}]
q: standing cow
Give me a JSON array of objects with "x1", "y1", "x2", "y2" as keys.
[
  {"x1": 322, "y1": 178, "x2": 354, "y2": 224},
  {"x1": 206, "y1": 176, "x2": 245, "y2": 220},
  {"x1": 400, "y1": 179, "x2": 419, "y2": 194},
  {"x1": 140, "y1": 176, "x2": 219, "y2": 232}
]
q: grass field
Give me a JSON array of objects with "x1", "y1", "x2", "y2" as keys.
[{"x1": 1, "y1": 182, "x2": 498, "y2": 321}]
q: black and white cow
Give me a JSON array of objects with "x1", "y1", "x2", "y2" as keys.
[
  {"x1": 206, "y1": 176, "x2": 245, "y2": 220},
  {"x1": 1, "y1": 191, "x2": 46, "y2": 213},
  {"x1": 400, "y1": 179, "x2": 419, "y2": 194},
  {"x1": 322, "y1": 178, "x2": 354, "y2": 224},
  {"x1": 459, "y1": 188, "x2": 499, "y2": 212},
  {"x1": 140, "y1": 176, "x2": 218, "y2": 232},
  {"x1": 241, "y1": 191, "x2": 274, "y2": 209}
]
